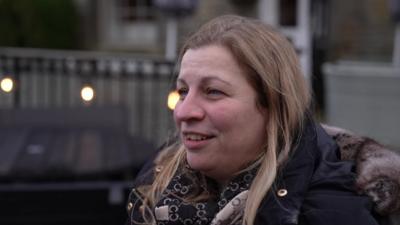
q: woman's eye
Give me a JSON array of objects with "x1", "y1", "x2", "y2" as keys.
[
  {"x1": 206, "y1": 88, "x2": 224, "y2": 96},
  {"x1": 177, "y1": 88, "x2": 188, "y2": 99}
]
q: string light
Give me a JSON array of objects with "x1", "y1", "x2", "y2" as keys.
[
  {"x1": 167, "y1": 90, "x2": 180, "y2": 110},
  {"x1": 81, "y1": 85, "x2": 95, "y2": 102},
  {"x1": 0, "y1": 77, "x2": 14, "y2": 93}
]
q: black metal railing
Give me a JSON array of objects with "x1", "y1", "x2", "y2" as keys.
[
  {"x1": 0, "y1": 47, "x2": 176, "y2": 145},
  {"x1": 0, "y1": 48, "x2": 176, "y2": 224}
]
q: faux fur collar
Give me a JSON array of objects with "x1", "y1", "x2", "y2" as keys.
[{"x1": 322, "y1": 124, "x2": 400, "y2": 215}]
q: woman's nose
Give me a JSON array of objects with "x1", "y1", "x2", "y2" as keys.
[{"x1": 174, "y1": 94, "x2": 205, "y2": 122}]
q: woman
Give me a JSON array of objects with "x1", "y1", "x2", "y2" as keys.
[{"x1": 127, "y1": 15, "x2": 379, "y2": 225}]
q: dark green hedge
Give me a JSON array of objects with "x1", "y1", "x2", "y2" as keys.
[{"x1": 0, "y1": 0, "x2": 80, "y2": 49}]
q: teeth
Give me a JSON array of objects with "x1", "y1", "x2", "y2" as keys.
[{"x1": 186, "y1": 134, "x2": 209, "y2": 141}]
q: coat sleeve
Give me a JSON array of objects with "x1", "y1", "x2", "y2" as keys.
[{"x1": 298, "y1": 124, "x2": 379, "y2": 225}]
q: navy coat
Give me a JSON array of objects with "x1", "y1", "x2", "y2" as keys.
[{"x1": 254, "y1": 121, "x2": 379, "y2": 225}]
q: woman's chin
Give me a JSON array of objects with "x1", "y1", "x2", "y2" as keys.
[
  {"x1": 187, "y1": 158, "x2": 206, "y2": 171},
  {"x1": 186, "y1": 155, "x2": 209, "y2": 171}
]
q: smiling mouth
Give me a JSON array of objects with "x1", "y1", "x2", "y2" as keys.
[
  {"x1": 182, "y1": 132, "x2": 214, "y2": 141},
  {"x1": 185, "y1": 134, "x2": 210, "y2": 141},
  {"x1": 181, "y1": 132, "x2": 214, "y2": 149}
]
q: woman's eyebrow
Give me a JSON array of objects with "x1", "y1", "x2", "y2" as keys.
[
  {"x1": 176, "y1": 75, "x2": 232, "y2": 86},
  {"x1": 201, "y1": 76, "x2": 232, "y2": 86}
]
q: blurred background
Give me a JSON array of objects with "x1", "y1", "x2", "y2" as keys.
[{"x1": 0, "y1": 0, "x2": 399, "y2": 224}]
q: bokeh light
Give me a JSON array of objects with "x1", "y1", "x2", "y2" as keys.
[
  {"x1": 81, "y1": 85, "x2": 95, "y2": 102},
  {"x1": 167, "y1": 90, "x2": 180, "y2": 110},
  {"x1": 0, "y1": 77, "x2": 14, "y2": 93}
]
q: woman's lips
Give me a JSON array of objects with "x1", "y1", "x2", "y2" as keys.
[{"x1": 182, "y1": 132, "x2": 214, "y2": 150}]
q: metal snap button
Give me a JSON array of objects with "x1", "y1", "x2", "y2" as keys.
[{"x1": 277, "y1": 189, "x2": 288, "y2": 197}]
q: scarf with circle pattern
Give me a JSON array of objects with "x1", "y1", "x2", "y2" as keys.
[{"x1": 152, "y1": 166, "x2": 259, "y2": 225}]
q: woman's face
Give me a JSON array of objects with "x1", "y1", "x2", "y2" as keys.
[{"x1": 174, "y1": 45, "x2": 267, "y2": 182}]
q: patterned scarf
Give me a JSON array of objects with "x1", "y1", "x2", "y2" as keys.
[{"x1": 152, "y1": 165, "x2": 259, "y2": 225}]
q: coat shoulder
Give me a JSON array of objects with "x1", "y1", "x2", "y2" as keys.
[{"x1": 255, "y1": 120, "x2": 379, "y2": 225}]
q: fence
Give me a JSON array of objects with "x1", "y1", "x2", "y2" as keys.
[{"x1": 0, "y1": 47, "x2": 176, "y2": 145}]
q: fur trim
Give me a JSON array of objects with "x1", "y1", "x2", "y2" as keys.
[{"x1": 322, "y1": 124, "x2": 400, "y2": 215}]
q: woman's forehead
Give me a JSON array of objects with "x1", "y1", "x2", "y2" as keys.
[{"x1": 179, "y1": 45, "x2": 242, "y2": 74}]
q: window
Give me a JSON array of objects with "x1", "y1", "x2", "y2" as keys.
[
  {"x1": 117, "y1": 0, "x2": 155, "y2": 22},
  {"x1": 279, "y1": 0, "x2": 297, "y2": 26}
]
